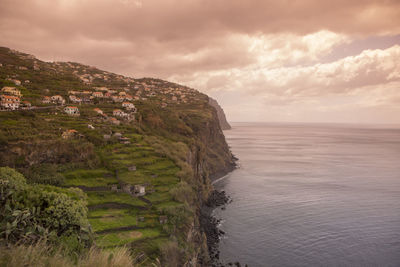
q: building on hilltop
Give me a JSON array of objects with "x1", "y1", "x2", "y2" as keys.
[
  {"x1": 51, "y1": 95, "x2": 65, "y2": 105},
  {"x1": 42, "y1": 96, "x2": 51, "y2": 104},
  {"x1": 64, "y1": 106, "x2": 80, "y2": 116},
  {"x1": 62, "y1": 129, "x2": 78, "y2": 139},
  {"x1": 0, "y1": 95, "x2": 20, "y2": 110},
  {"x1": 1, "y1": 86, "x2": 22, "y2": 97},
  {"x1": 69, "y1": 95, "x2": 82, "y2": 103},
  {"x1": 122, "y1": 102, "x2": 136, "y2": 112},
  {"x1": 133, "y1": 185, "x2": 146, "y2": 196},
  {"x1": 21, "y1": 101, "x2": 31, "y2": 109},
  {"x1": 92, "y1": 91, "x2": 103, "y2": 98},
  {"x1": 109, "y1": 117, "x2": 120, "y2": 125},
  {"x1": 113, "y1": 109, "x2": 128, "y2": 117}
]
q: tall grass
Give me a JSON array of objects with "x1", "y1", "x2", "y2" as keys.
[{"x1": 0, "y1": 242, "x2": 134, "y2": 267}]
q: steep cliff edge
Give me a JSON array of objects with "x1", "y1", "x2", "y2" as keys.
[
  {"x1": 208, "y1": 98, "x2": 231, "y2": 130},
  {"x1": 0, "y1": 47, "x2": 235, "y2": 266}
]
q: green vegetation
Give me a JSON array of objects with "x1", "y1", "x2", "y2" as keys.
[
  {"x1": 96, "y1": 228, "x2": 162, "y2": 248},
  {"x1": 0, "y1": 242, "x2": 135, "y2": 267},
  {"x1": 0, "y1": 46, "x2": 234, "y2": 266},
  {"x1": 0, "y1": 167, "x2": 91, "y2": 253}
]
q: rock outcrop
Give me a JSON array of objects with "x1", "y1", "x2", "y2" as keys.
[{"x1": 209, "y1": 97, "x2": 231, "y2": 130}]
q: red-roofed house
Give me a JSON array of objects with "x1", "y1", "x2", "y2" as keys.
[
  {"x1": 122, "y1": 102, "x2": 136, "y2": 112},
  {"x1": 0, "y1": 95, "x2": 20, "y2": 110},
  {"x1": 64, "y1": 106, "x2": 80, "y2": 116}
]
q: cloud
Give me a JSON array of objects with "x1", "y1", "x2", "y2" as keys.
[{"x1": 0, "y1": 0, "x2": 400, "y2": 123}]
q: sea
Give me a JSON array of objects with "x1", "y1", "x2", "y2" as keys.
[{"x1": 214, "y1": 122, "x2": 400, "y2": 267}]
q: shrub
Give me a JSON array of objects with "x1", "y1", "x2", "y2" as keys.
[
  {"x1": 23, "y1": 164, "x2": 65, "y2": 186},
  {"x1": 160, "y1": 240, "x2": 183, "y2": 267},
  {"x1": 0, "y1": 167, "x2": 92, "y2": 252},
  {"x1": 170, "y1": 182, "x2": 195, "y2": 205}
]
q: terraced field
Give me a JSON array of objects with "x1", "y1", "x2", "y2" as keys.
[{"x1": 63, "y1": 135, "x2": 181, "y2": 255}]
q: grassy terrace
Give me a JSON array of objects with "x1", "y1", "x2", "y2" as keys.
[
  {"x1": 96, "y1": 228, "x2": 163, "y2": 248},
  {"x1": 60, "y1": 133, "x2": 181, "y2": 251},
  {"x1": 0, "y1": 107, "x2": 182, "y2": 253},
  {"x1": 64, "y1": 169, "x2": 117, "y2": 187}
]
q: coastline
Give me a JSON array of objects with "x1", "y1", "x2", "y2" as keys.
[{"x1": 201, "y1": 162, "x2": 237, "y2": 266}]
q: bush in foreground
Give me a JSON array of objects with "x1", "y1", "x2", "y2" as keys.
[{"x1": 0, "y1": 167, "x2": 91, "y2": 252}]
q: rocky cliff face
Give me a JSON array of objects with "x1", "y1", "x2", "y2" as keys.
[{"x1": 208, "y1": 98, "x2": 231, "y2": 130}]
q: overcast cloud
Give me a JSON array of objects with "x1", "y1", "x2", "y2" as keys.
[{"x1": 1, "y1": 0, "x2": 399, "y2": 123}]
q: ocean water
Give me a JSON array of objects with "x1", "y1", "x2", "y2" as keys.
[{"x1": 214, "y1": 122, "x2": 400, "y2": 267}]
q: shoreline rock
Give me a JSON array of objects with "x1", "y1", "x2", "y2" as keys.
[{"x1": 200, "y1": 190, "x2": 231, "y2": 266}]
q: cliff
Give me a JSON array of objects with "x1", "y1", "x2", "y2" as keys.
[
  {"x1": 0, "y1": 47, "x2": 235, "y2": 266},
  {"x1": 208, "y1": 97, "x2": 231, "y2": 130}
]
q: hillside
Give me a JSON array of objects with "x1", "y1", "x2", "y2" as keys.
[{"x1": 0, "y1": 47, "x2": 235, "y2": 266}]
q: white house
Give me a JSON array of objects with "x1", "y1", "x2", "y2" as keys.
[
  {"x1": 42, "y1": 96, "x2": 51, "y2": 104},
  {"x1": 0, "y1": 95, "x2": 20, "y2": 110},
  {"x1": 69, "y1": 95, "x2": 81, "y2": 103},
  {"x1": 1, "y1": 87, "x2": 22, "y2": 97},
  {"x1": 113, "y1": 109, "x2": 128, "y2": 117},
  {"x1": 64, "y1": 106, "x2": 80, "y2": 116},
  {"x1": 51, "y1": 95, "x2": 65, "y2": 104},
  {"x1": 92, "y1": 91, "x2": 103, "y2": 98},
  {"x1": 122, "y1": 102, "x2": 136, "y2": 112}
]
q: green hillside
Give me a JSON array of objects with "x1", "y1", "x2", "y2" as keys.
[{"x1": 0, "y1": 47, "x2": 235, "y2": 266}]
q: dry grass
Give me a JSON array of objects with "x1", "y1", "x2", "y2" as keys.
[{"x1": 0, "y1": 242, "x2": 135, "y2": 267}]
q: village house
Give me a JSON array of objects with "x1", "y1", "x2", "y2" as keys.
[
  {"x1": 93, "y1": 108, "x2": 103, "y2": 115},
  {"x1": 95, "y1": 87, "x2": 108, "y2": 91},
  {"x1": 114, "y1": 132, "x2": 122, "y2": 138},
  {"x1": 104, "y1": 92, "x2": 112, "y2": 98},
  {"x1": 172, "y1": 96, "x2": 178, "y2": 101},
  {"x1": 122, "y1": 102, "x2": 136, "y2": 111},
  {"x1": 111, "y1": 95, "x2": 124, "y2": 102},
  {"x1": 92, "y1": 91, "x2": 103, "y2": 98},
  {"x1": 110, "y1": 184, "x2": 118, "y2": 192},
  {"x1": 64, "y1": 106, "x2": 80, "y2": 116},
  {"x1": 109, "y1": 117, "x2": 120, "y2": 125},
  {"x1": 133, "y1": 185, "x2": 146, "y2": 196},
  {"x1": 161, "y1": 102, "x2": 167, "y2": 108},
  {"x1": 21, "y1": 101, "x2": 31, "y2": 109},
  {"x1": 51, "y1": 95, "x2": 65, "y2": 104},
  {"x1": 113, "y1": 109, "x2": 128, "y2": 117},
  {"x1": 0, "y1": 95, "x2": 20, "y2": 110},
  {"x1": 159, "y1": 216, "x2": 168, "y2": 224},
  {"x1": 62, "y1": 129, "x2": 78, "y2": 139},
  {"x1": 2, "y1": 87, "x2": 22, "y2": 97},
  {"x1": 42, "y1": 96, "x2": 51, "y2": 104},
  {"x1": 9, "y1": 79, "x2": 21, "y2": 86},
  {"x1": 69, "y1": 95, "x2": 81, "y2": 103}
]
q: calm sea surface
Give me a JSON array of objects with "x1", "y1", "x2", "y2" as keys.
[{"x1": 214, "y1": 122, "x2": 400, "y2": 267}]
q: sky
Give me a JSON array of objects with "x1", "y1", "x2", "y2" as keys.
[{"x1": 1, "y1": 0, "x2": 400, "y2": 124}]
